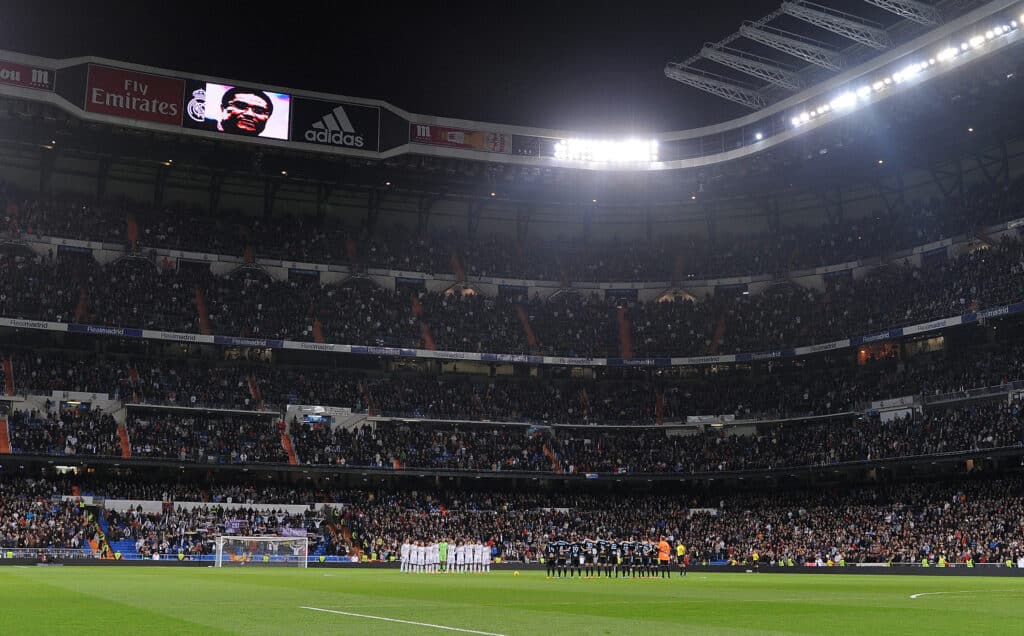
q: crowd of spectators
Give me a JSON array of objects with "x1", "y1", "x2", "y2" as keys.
[
  {"x1": 5, "y1": 339, "x2": 1024, "y2": 425},
  {"x1": 0, "y1": 478, "x2": 90, "y2": 554},
  {"x1": 290, "y1": 401, "x2": 1024, "y2": 474},
  {"x1": 5, "y1": 176, "x2": 1023, "y2": 283},
  {"x1": 4, "y1": 230, "x2": 1024, "y2": 358},
  {"x1": 5, "y1": 473, "x2": 1024, "y2": 566},
  {"x1": 7, "y1": 396, "x2": 1022, "y2": 474},
  {"x1": 7, "y1": 408, "x2": 287, "y2": 465},
  {"x1": 103, "y1": 504, "x2": 320, "y2": 560}
]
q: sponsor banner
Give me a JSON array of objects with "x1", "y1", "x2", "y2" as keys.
[
  {"x1": 290, "y1": 96, "x2": 380, "y2": 152},
  {"x1": 0, "y1": 59, "x2": 54, "y2": 91},
  {"x1": 182, "y1": 79, "x2": 290, "y2": 140},
  {"x1": 141, "y1": 329, "x2": 210, "y2": 344},
  {"x1": 871, "y1": 395, "x2": 916, "y2": 410},
  {"x1": 671, "y1": 355, "x2": 735, "y2": 366},
  {"x1": 410, "y1": 123, "x2": 509, "y2": 153},
  {"x1": 793, "y1": 340, "x2": 849, "y2": 356},
  {"x1": 606, "y1": 358, "x2": 672, "y2": 367},
  {"x1": 686, "y1": 415, "x2": 736, "y2": 425},
  {"x1": 68, "y1": 324, "x2": 143, "y2": 338},
  {"x1": 850, "y1": 329, "x2": 902, "y2": 346},
  {"x1": 542, "y1": 356, "x2": 606, "y2": 366},
  {"x1": 0, "y1": 317, "x2": 66, "y2": 332},
  {"x1": 52, "y1": 390, "x2": 110, "y2": 401},
  {"x1": 902, "y1": 317, "x2": 961, "y2": 336},
  {"x1": 212, "y1": 336, "x2": 283, "y2": 348},
  {"x1": 281, "y1": 341, "x2": 349, "y2": 353},
  {"x1": 962, "y1": 303, "x2": 1021, "y2": 324},
  {"x1": 736, "y1": 350, "x2": 783, "y2": 362},
  {"x1": 351, "y1": 346, "x2": 417, "y2": 357},
  {"x1": 428, "y1": 350, "x2": 481, "y2": 361},
  {"x1": 85, "y1": 65, "x2": 183, "y2": 125},
  {"x1": 480, "y1": 353, "x2": 544, "y2": 364}
]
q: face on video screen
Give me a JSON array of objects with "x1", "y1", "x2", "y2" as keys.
[{"x1": 183, "y1": 82, "x2": 290, "y2": 139}]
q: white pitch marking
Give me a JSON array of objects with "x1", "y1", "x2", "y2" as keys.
[
  {"x1": 301, "y1": 606, "x2": 507, "y2": 636},
  {"x1": 910, "y1": 591, "x2": 974, "y2": 599}
]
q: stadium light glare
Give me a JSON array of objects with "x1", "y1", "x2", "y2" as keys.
[
  {"x1": 1013, "y1": 21, "x2": 1019, "y2": 28},
  {"x1": 937, "y1": 47, "x2": 959, "y2": 61},
  {"x1": 553, "y1": 138, "x2": 659, "y2": 163},
  {"x1": 800, "y1": 112, "x2": 810, "y2": 122},
  {"x1": 878, "y1": 159, "x2": 884, "y2": 164},
  {"x1": 755, "y1": 132, "x2": 763, "y2": 140},
  {"x1": 970, "y1": 35, "x2": 986, "y2": 47},
  {"x1": 985, "y1": 30, "x2": 995, "y2": 39},
  {"x1": 791, "y1": 116, "x2": 800, "y2": 127},
  {"x1": 280, "y1": 170, "x2": 287, "y2": 176},
  {"x1": 968, "y1": 127, "x2": 974, "y2": 132},
  {"x1": 873, "y1": 81, "x2": 885, "y2": 91},
  {"x1": 829, "y1": 92, "x2": 857, "y2": 110},
  {"x1": 592, "y1": 198, "x2": 598, "y2": 203},
  {"x1": 961, "y1": 42, "x2": 969, "y2": 50},
  {"x1": 490, "y1": 192, "x2": 496, "y2": 197},
  {"x1": 856, "y1": 86, "x2": 872, "y2": 99}
]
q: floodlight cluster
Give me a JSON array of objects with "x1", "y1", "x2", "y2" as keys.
[
  {"x1": 553, "y1": 138, "x2": 659, "y2": 163},
  {"x1": 790, "y1": 14, "x2": 1022, "y2": 129}
]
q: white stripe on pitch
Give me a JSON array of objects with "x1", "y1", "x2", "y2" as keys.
[{"x1": 300, "y1": 606, "x2": 507, "y2": 636}]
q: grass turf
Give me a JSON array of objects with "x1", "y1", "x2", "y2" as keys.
[{"x1": 0, "y1": 567, "x2": 1021, "y2": 635}]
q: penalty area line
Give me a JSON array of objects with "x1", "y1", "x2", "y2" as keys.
[
  {"x1": 300, "y1": 606, "x2": 507, "y2": 636},
  {"x1": 910, "y1": 589, "x2": 1016, "y2": 599}
]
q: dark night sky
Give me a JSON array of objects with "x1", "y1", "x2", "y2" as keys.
[{"x1": 3, "y1": 0, "x2": 829, "y2": 133}]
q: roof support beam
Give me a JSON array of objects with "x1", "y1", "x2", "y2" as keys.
[
  {"x1": 862, "y1": 0, "x2": 941, "y2": 26},
  {"x1": 700, "y1": 46, "x2": 803, "y2": 91},
  {"x1": 738, "y1": 23, "x2": 843, "y2": 71},
  {"x1": 664, "y1": 65, "x2": 767, "y2": 109},
  {"x1": 781, "y1": 1, "x2": 893, "y2": 50}
]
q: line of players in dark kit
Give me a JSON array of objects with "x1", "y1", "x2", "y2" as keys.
[{"x1": 543, "y1": 535, "x2": 689, "y2": 579}]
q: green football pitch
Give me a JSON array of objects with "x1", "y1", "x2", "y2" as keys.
[{"x1": 1, "y1": 567, "x2": 1022, "y2": 635}]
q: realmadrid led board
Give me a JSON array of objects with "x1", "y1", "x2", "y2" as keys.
[{"x1": 182, "y1": 80, "x2": 291, "y2": 140}]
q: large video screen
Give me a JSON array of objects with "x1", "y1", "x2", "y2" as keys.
[{"x1": 183, "y1": 80, "x2": 291, "y2": 139}]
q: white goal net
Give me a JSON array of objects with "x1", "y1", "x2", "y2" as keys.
[{"x1": 214, "y1": 535, "x2": 309, "y2": 568}]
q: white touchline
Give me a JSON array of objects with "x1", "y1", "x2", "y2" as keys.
[{"x1": 300, "y1": 606, "x2": 508, "y2": 636}]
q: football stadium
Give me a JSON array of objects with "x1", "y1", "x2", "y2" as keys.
[{"x1": 2, "y1": 0, "x2": 1024, "y2": 633}]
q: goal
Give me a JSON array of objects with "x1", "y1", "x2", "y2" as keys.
[{"x1": 214, "y1": 535, "x2": 309, "y2": 568}]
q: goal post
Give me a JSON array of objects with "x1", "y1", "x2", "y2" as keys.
[{"x1": 214, "y1": 535, "x2": 309, "y2": 568}]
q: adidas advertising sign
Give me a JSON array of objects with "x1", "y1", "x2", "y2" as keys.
[{"x1": 290, "y1": 97, "x2": 380, "y2": 152}]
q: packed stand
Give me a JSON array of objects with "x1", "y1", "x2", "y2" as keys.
[
  {"x1": 5, "y1": 231, "x2": 1024, "y2": 358},
  {"x1": 6, "y1": 177, "x2": 1024, "y2": 283}
]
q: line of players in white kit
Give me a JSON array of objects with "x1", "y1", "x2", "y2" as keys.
[{"x1": 399, "y1": 539, "x2": 492, "y2": 573}]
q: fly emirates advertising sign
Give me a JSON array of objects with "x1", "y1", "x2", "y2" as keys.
[{"x1": 85, "y1": 65, "x2": 183, "y2": 125}]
